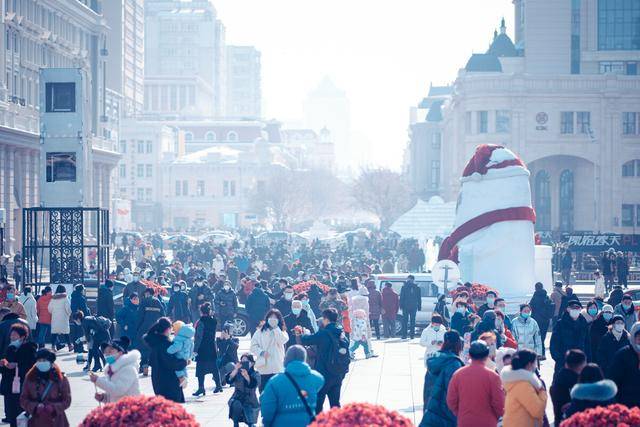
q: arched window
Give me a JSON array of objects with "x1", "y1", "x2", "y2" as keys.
[
  {"x1": 559, "y1": 169, "x2": 574, "y2": 231},
  {"x1": 205, "y1": 131, "x2": 216, "y2": 142},
  {"x1": 184, "y1": 131, "x2": 193, "y2": 142},
  {"x1": 534, "y1": 171, "x2": 551, "y2": 231},
  {"x1": 227, "y1": 131, "x2": 238, "y2": 142},
  {"x1": 622, "y1": 160, "x2": 640, "y2": 177}
]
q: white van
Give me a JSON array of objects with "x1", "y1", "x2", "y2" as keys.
[{"x1": 372, "y1": 273, "x2": 452, "y2": 333}]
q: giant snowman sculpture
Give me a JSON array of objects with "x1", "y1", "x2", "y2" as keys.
[{"x1": 438, "y1": 144, "x2": 536, "y2": 297}]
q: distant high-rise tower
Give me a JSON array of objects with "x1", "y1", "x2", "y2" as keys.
[
  {"x1": 226, "y1": 46, "x2": 262, "y2": 119},
  {"x1": 103, "y1": 0, "x2": 145, "y2": 117},
  {"x1": 304, "y1": 77, "x2": 351, "y2": 170}
]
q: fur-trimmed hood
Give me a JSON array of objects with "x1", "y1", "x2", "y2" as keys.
[
  {"x1": 570, "y1": 380, "x2": 618, "y2": 402},
  {"x1": 25, "y1": 363, "x2": 64, "y2": 382},
  {"x1": 108, "y1": 349, "x2": 141, "y2": 373},
  {"x1": 500, "y1": 366, "x2": 542, "y2": 389}
]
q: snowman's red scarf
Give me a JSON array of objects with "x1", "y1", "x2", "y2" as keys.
[{"x1": 438, "y1": 206, "x2": 536, "y2": 262}]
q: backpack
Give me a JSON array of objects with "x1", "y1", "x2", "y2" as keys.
[{"x1": 326, "y1": 330, "x2": 350, "y2": 377}]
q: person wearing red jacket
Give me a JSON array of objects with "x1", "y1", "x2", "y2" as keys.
[
  {"x1": 381, "y1": 282, "x2": 399, "y2": 338},
  {"x1": 36, "y1": 287, "x2": 53, "y2": 349},
  {"x1": 447, "y1": 341, "x2": 505, "y2": 427}
]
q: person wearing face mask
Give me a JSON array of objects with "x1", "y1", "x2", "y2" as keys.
[
  {"x1": 613, "y1": 295, "x2": 637, "y2": 332},
  {"x1": 192, "y1": 302, "x2": 223, "y2": 397},
  {"x1": 19, "y1": 348, "x2": 71, "y2": 427},
  {"x1": 296, "y1": 293, "x2": 319, "y2": 333},
  {"x1": 189, "y1": 276, "x2": 214, "y2": 322},
  {"x1": 0, "y1": 324, "x2": 36, "y2": 427},
  {"x1": 607, "y1": 321, "x2": 640, "y2": 407},
  {"x1": 596, "y1": 314, "x2": 629, "y2": 373},
  {"x1": 226, "y1": 353, "x2": 261, "y2": 427},
  {"x1": 250, "y1": 309, "x2": 289, "y2": 392},
  {"x1": 477, "y1": 291, "x2": 498, "y2": 318},
  {"x1": 581, "y1": 301, "x2": 599, "y2": 324},
  {"x1": 47, "y1": 286, "x2": 72, "y2": 353},
  {"x1": 274, "y1": 286, "x2": 295, "y2": 318},
  {"x1": 215, "y1": 280, "x2": 238, "y2": 329},
  {"x1": 89, "y1": 337, "x2": 141, "y2": 403},
  {"x1": 166, "y1": 281, "x2": 191, "y2": 323},
  {"x1": 137, "y1": 288, "x2": 165, "y2": 376},
  {"x1": 17, "y1": 287, "x2": 37, "y2": 336},
  {"x1": 123, "y1": 271, "x2": 146, "y2": 301},
  {"x1": 587, "y1": 303, "x2": 610, "y2": 359},
  {"x1": 511, "y1": 304, "x2": 543, "y2": 356},
  {"x1": 0, "y1": 286, "x2": 26, "y2": 320},
  {"x1": 246, "y1": 282, "x2": 271, "y2": 336},
  {"x1": 284, "y1": 300, "x2": 313, "y2": 348},
  {"x1": 450, "y1": 302, "x2": 471, "y2": 336},
  {"x1": 471, "y1": 310, "x2": 504, "y2": 349},
  {"x1": 115, "y1": 293, "x2": 140, "y2": 342},
  {"x1": 319, "y1": 289, "x2": 348, "y2": 328},
  {"x1": 420, "y1": 315, "x2": 446, "y2": 365},
  {"x1": 550, "y1": 301, "x2": 590, "y2": 374},
  {"x1": 500, "y1": 349, "x2": 547, "y2": 427}
]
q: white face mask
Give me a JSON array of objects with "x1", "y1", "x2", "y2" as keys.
[
  {"x1": 284, "y1": 293, "x2": 293, "y2": 301},
  {"x1": 613, "y1": 323, "x2": 625, "y2": 333},
  {"x1": 267, "y1": 318, "x2": 279, "y2": 328},
  {"x1": 569, "y1": 309, "x2": 581, "y2": 320}
]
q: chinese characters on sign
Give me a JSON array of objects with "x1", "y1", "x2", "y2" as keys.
[{"x1": 563, "y1": 234, "x2": 640, "y2": 252}]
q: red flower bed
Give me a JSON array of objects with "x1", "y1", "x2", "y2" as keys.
[
  {"x1": 80, "y1": 395, "x2": 199, "y2": 426},
  {"x1": 140, "y1": 279, "x2": 168, "y2": 296},
  {"x1": 293, "y1": 280, "x2": 332, "y2": 295},
  {"x1": 449, "y1": 283, "x2": 497, "y2": 301},
  {"x1": 309, "y1": 402, "x2": 413, "y2": 427},
  {"x1": 560, "y1": 404, "x2": 640, "y2": 427}
]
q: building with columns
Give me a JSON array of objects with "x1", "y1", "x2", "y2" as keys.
[
  {"x1": 0, "y1": 0, "x2": 120, "y2": 254},
  {"x1": 419, "y1": 1, "x2": 640, "y2": 234}
]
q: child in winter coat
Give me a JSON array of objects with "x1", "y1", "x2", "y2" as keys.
[
  {"x1": 167, "y1": 321, "x2": 195, "y2": 387},
  {"x1": 349, "y1": 309, "x2": 375, "y2": 359}
]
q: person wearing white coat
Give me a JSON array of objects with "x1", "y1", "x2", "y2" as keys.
[
  {"x1": 594, "y1": 270, "x2": 606, "y2": 300},
  {"x1": 18, "y1": 286, "x2": 38, "y2": 333},
  {"x1": 90, "y1": 338, "x2": 141, "y2": 403},
  {"x1": 250, "y1": 309, "x2": 289, "y2": 392},
  {"x1": 419, "y1": 315, "x2": 446, "y2": 367},
  {"x1": 48, "y1": 285, "x2": 72, "y2": 351}
]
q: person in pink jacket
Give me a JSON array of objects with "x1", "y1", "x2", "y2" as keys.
[{"x1": 447, "y1": 340, "x2": 505, "y2": 427}]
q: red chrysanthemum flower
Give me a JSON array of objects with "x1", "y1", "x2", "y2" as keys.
[
  {"x1": 560, "y1": 404, "x2": 640, "y2": 427},
  {"x1": 309, "y1": 402, "x2": 413, "y2": 427},
  {"x1": 80, "y1": 395, "x2": 199, "y2": 427}
]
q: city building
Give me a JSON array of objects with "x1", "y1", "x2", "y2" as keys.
[
  {"x1": 304, "y1": 77, "x2": 351, "y2": 170},
  {"x1": 406, "y1": 85, "x2": 452, "y2": 200},
  {"x1": 281, "y1": 127, "x2": 335, "y2": 172},
  {"x1": 432, "y1": 2, "x2": 640, "y2": 234},
  {"x1": 0, "y1": 0, "x2": 120, "y2": 253},
  {"x1": 103, "y1": 0, "x2": 145, "y2": 117},
  {"x1": 144, "y1": 0, "x2": 226, "y2": 118},
  {"x1": 116, "y1": 119, "x2": 180, "y2": 230},
  {"x1": 226, "y1": 45, "x2": 261, "y2": 119}
]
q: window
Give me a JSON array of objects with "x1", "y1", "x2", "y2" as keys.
[
  {"x1": 571, "y1": 0, "x2": 581, "y2": 74},
  {"x1": 196, "y1": 180, "x2": 205, "y2": 196},
  {"x1": 175, "y1": 180, "x2": 181, "y2": 196},
  {"x1": 119, "y1": 164, "x2": 126, "y2": 178},
  {"x1": 431, "y1": 132, "x2": 441, "y2": 148},
  {"x1": 223, "y1": 180, "x2": 236, "y2": 197},
  {"x1": 622, "y1": 160, "x2": 640, "y2": 177},
  {"x1": 561, "y1": 112, "x2": 574, "y2": 134},
  {"x1": 137, "y1": 141, "x2": 144, "y2": 153},
  {"x1": 431, "y1": 160, "x2": 440, "y2": 189},
  {"x1": 136, "y1": 188, "x2": 144, "y2": 201},
  {"x1": 577, "y1": 111, "x2": 590, "y2": 134},
  {"x1": 184, "y1": 131, "x2": 193, "y2": 142},
  {"x1": 477, "y1": 111, "x2": 488, "y2": 133},
  {"x1": 621, "y1": 204, "x2": 634, "y2": 227},
  {"x1": 598, "y1": 0, "x2": 640, "y2": 50},
  {"x1": 559, "y1": 170, "x2": 574, "y2": 231},
  {"x1": 137, "y1": 164, "x2": 144, "y2": 177},
  {"x1": 182, "y1": 180, "x2": 188, "y2": 196},
  {"x1": 45, "y1": 82, "x2": 75, "y2": 112},
  {"x1": 465, "y1": 111, "x2": 472, "y2": 134},
  {"x1": 145, "y1": 164, "x2": 152, "y2": 177},
  {"x1": 145, "y1": 188, "x2": 152, "y2": 201},
  {"x1": 627, "y1": 62, "x2": 638, "y2": 75},
  {"x1": 495, "y1": 110, "x2": 510, "y2": 133},
  {"x1": 46, "y1": 152, "x2": 76, "y2": 182},
  {"x1": 119, "y1": 140, "x2": 127, "y2": 153},
  {"x1": 227, "y1": 131, "x2": 238, "y2": 142},
  {"x1": 623, "y1": 112, "x2": 639, "y2": 135},
  {"x1": 534, "y1": 171, "x2": 551, "y2": 231},
  {"x1": 205, "y1": 131, "x2": 216, "y2": 141},
  {"x1": 146, "y1": 141, "x2": 153, "y2": 153}
]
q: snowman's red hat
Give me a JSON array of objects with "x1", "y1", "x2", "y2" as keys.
[{"x1": 462, "y1": 144, "x2": 526, "y2": 178}]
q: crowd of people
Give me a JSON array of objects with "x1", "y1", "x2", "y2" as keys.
[{"x1": 0, "y1": 232, "x2": 638, "y2": 427}]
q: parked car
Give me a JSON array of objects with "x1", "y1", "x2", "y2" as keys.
[{"x1": 373, "y1": 273, "x2": 451, "y2": 334}]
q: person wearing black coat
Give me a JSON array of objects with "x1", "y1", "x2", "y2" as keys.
[
  {"x1": 587, "y1": 312, "x2": 610, "y2": 362},
  {"x1": 606, "y1": 285, "x2": 624, "y2": 308},
  {"x1": 0, "y1": 312, "x2": 30, "y2": 359},
  {"x1": 0, "y1": 324, "x2": 36, "y2": 427},
  {"x1": 192, "y1": 303, "x2": 223, "y2": 397},
  {"x1": 143, "y1": 318, "x2": 188, "y2": 403},
  {"x1": 529, "y1": 283, "x2": 553, "y2": 355},
  {"x1": 214, "y1": 283, "x2": 238, "y2": 328},
  {"x1": 558, "y1": 287, "x2": 579, "y2": 316},
  {"x1": 399, "y1": 275, "x2": 421, "y2": 339},
  {"x1": 550, "y1": 303, "x2": 590, "y2": 374},
  {"x1": 96, "y1": 282, "x2": 115, "y2": 321},
  {"x1": 563, "y1": 364, "x2": 617, "y2": 419},
  {"x1": 75, "y1": 311, "x2": 111, "y2": 372},
  {"x1": 166, "y1": 283, "x2": 191, "y2": 323},
  {"x1": 136, "y1": 289, "x2": 165, "y2": 373},
  {"x1": 70, "y1": 284, "x2": 91, "y2": 316},
  {"x1": 597, "y1": 318, "x2": 629, "y2": 374},
  {"x1": 273, "y1": 286, "x2": 294, "y2": 318},
  {"x1": 307, "y1": 282, "x2": 323, "y2": 316},
  {"x1": 283, "y1": 303, "x2": 314, "y2": 348},
  {"x1": 216, "y1": 326, "x2": 240, "y2": 385},
  {"x1": 550, "y1": 349, "x2": 586, "y2": 425},
  {"x1": 189, "y1": 279, "x2": 214, "y2": 322},
  {"x1": 607, "y1": 322, "x2": 640, "y2": 407},
  {"x1": 245, "y1": 286, "x2": 270, "y2": 336}
]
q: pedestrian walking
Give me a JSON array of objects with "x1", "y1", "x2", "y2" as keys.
[
  {"x1": 500, "y1": 349, "x2": 547, "y2": 427},
  {"x1": 115, "y1": 293, "x2": 139, "y2": 341},
  {"x1": 613, "y1": 295, "x2": 636, "y2": 331},
  {"x1": 596, "y1": 314, "x2": 629, "y2": 373},
  {"x1": 47, "y1": 286, "x2": 72, "y2": 352},
  {"x1": 528, "y1": 282, "x2": 552, "y2": 355},
  {"x1": 245, "y1": 284, "x2": 271, "y2": 336},
  {"x1": 419, "y1": 314, "x2": 445, "y2": 365},
  {"x1": 0, "y1": 286, "x2": 26, "y2": 320},
  {"x1": 607, "y1": 321, "x2": 640, "y2": 407},
  {"x1": 550, "y1": 349, "x2": 586, "y2": 424},
  {"x1": 90, "y1": 337, "x2": 141, "y2": 403},
  {"x1": 166, "y1": 281, "x2": 191, "y2": 323},
  {"x1": 215, "y1": 281, "x2": 239, "y2": 329},
  {"x1": 365, "y1": 281, "x2": 382, "y2": 340},
  {"x1": 399, "y1": 275, "x2": 421, "y2": 339},
  {"x1": 381, "y1": 282, "x2": 399, "y2": 338},
  {"x1": 563, "y1": 363, "x2": 617, "y2": 419},
  {"x1": 510, "y1": 304, "x2": 543, "y2": 355},
  {"x1": 550, "y1": 300, "x2": 590, "y2": 373},
  {"x1": 35, "y1": 287, "x2": 52, "y2": 349},
  {"x1": 550, "y1": 281, "x2": 565, "y2": 326},
  {"x1": 17, "y1": 287, "x2": 37, "y2": 336},
  {"x1": 250, "y1": 309, "x2": 289, "y2": 392},
  {"x1": 136, "y1": 288, "x2": 165, "y2": 375},
  {"x1": 193, "y1": 302, "x2": 224, "y2": 396}
]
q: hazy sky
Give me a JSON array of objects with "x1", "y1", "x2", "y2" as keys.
[{"x1": 214, "y1": 0, "x2": 513, "y2": 170}]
